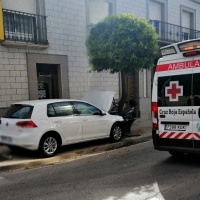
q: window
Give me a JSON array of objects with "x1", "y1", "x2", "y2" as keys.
[
  {"x1": 149, "y1": 0, "x2": 167, "y2": 39},
  {"x1": 149, "y1": 1, "x2": 162, "y2": 21},
  {"x1": 2, "y1": 0, "x2": 37, "y2": 14},
  {"x1": 48, "y1": 102, "x2": 74, "y2": 117},
  {"x1": 4, "y1": 12, "x2": 33, "y2": 33},
  {"x1": 86, "y1": 0, "x2": 115, "y2": 33},
  {"x1": 181, "y1": 6, "x2": 196, "y2": 40},
  {"x1": 157, "y1": 74, "x2": 192, "y2": 107},
  {"x1": 47, "y1": 104, "x2": 56, "y2": 117},
  {"x1": 89, "y1": 1, "x2": 109, "y2": 25},
  {"x1": 3, "y1": 10, "x2": 35, "y2": 42},
  {"x1": 3, "y1": 105, "x2": 33, "y2": 119},
  {"x1": 182, "y1": 11, "x2": 192, "y2": 40},
  {"x1": 73, "y1": 102, "x2": 102, "y2": 115}
]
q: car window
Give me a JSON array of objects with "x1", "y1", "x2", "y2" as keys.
[
  {"x1": 3, "y1": 105, "x2": 33, "y2": 119},
  {"x1": 47, "y1": 104, "x2": 56, "y2": 117},
  {"x1": 48, "y1": 102, "x2": 74, "y2": 117},
  {"x1": 157, "y1": 74, "x2": 192, "y2": 107},
  {"x1": 73, "y1": 102, "x2": 102, "y2": 115}
]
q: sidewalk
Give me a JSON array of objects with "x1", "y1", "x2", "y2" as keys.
[{"x1": 0, "y1": 119, "x2": 152, "y2": 172}]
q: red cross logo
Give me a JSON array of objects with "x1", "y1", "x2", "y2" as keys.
[{"x1": 165, "y1": 81, "x2": 183, "y2": 101}]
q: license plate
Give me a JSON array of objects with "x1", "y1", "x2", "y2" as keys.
[
  {"x1": 0, "y1": 136, "x2": 12, "y2": 143},
  {"x1": 164, "y1": 124, "x2": 186, "y2": 131}
]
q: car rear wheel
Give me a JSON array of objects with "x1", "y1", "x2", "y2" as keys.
[
  {"x1": 169, "y1": 151, "x2": 184, "y2": 157},
  {"x1": 110, "y1": 123, "x2": 123, "y2": 142},
  {"x1": 39, "y1": 134, "x2": 60, "y2": 157}
]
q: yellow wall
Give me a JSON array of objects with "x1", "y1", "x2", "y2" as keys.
[{"x1": 0, "y1": 0, "x2": 4, "y2": 41}]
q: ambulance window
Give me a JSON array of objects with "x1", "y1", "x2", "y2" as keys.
[
  {"x1": 193, "y1": 73, "x2": 200, "y2": 106},
  {"x1": 157, "y1": 74, "x2": 192, "y2": 107}
]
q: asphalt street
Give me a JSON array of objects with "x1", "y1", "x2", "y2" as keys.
[{"x1": 1, "y1": 141, "x2": 200, "y2": 200}]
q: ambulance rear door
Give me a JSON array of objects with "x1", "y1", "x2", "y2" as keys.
[
  {"x1": 178, "y1": 40, "x2": 200, "y2": 150},
  {"x1": 157, "y1": 56, "x2": 194, "y2": 149},
  {"x1": 191, "y1": 61, "x2": 200, "y2": 149}
]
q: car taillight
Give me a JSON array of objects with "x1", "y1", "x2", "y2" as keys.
[
  {"x1": 152, "y1": 102, "x2": 158, "y2": 129},
  {"x1": 16, "y1": 121, "x2": 37, "y2": 128},
  {"x1": 0, "y1": 119, "x2": 1, "y2": 124}
]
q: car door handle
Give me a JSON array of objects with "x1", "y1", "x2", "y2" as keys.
[
  {"x1": 55, "y1": 120, "x2": 62, "y2": 123},
  {"x1": 82, "y1": 119, "x2": 88, "y2": 121}
]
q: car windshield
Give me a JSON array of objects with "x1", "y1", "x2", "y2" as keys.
[{"x1": 3, "y1": 104, "x2": 33, "y2": 119}]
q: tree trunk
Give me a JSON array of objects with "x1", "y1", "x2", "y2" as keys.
[{"x1": 118, "y1": 70, "x2": 126, "y2": 116}]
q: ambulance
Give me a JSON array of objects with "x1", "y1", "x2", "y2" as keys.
[{"x1": 152, "y1": 39, "x2": 200, "y2": 156}]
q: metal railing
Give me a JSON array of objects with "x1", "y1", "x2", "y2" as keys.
[
  {"x1": 150, "y1": 20, "x2": 200, "y2": 44},
  {"x1": 3, "y1": 9, "x2": 48, "y2": 45}
]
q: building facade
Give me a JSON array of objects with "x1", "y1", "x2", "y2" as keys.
[{"x1": 0, "y1": 0, "x2": 200, "y2": 120}]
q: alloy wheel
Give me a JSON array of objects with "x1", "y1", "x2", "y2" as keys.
[
  {"x1": 113, "y1": 126, "x2": 122, "y2": 141},
  {"x1": 43, "y1": 137, "x2": 58, "y2": 155}
]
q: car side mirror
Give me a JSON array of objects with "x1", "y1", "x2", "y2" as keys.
[{"x1": 100, "y1": 111, "x2": 106, "y2": 116}]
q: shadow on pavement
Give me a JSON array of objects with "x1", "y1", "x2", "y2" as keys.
[
  {"x1": 0, "y1": 138, "x2": 113, "y2": 161},
  {"x1": 161, "y1": 153, "x2": 200, "y2": 167}
]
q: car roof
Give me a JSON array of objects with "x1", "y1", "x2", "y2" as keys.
[{"x1": 12, "y1": 99, "x2": 88, "y2": 106}]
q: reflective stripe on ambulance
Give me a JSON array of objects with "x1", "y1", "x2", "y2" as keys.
[{"x1": 159, "y1": 132, "x2": 200, "y2": 140}]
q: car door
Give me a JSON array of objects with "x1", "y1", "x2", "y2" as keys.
[
  {"x1": 47, "y1": 102, "x2": 83, "y2": 143},
  {"x1": 72, "y1": 101, "x2": 109, "y2": 140}
]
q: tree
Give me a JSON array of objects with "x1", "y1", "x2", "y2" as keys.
[{"x1": 86, "y1": 13, "x2": 159, "y2": 115}]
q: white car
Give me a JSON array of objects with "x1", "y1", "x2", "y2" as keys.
[{"x1": 0, "y1": 97, "x2": 124, "y2": 157}]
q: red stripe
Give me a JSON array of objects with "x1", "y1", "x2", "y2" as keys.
[
  {"x1": 182, "y1": 133, "x2": 192, "y2": 140},
  {"x1": 159, "y1": 132, "x2": 200, "y2": 140},
  {"x1": 166, "y1": 132, "x2": 176, "y2": 138},
  {"x1": 174, "y1": 132, "x2": 184, "y2": 139},
  {"x1": 156, "y1": 59, "x2": 200, "y2": 72},
  {"x1": 194, "y1": 133, "x2": 200, "y2": 139},
  {"x1": 159, "y1": 132, "x2": 167, "y2": 138}
]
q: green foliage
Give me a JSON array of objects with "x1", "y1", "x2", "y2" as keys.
[{"x1": 86, "y1": 13, "x2": 159, "y2": 73}]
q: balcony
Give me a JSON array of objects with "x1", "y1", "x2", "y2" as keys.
[
  {"x1": 150, "y1": 20, "x2": 200, "y2": 44},
  {"x1": 1, "y1": 9, "x2": 49, "y2": 49}
]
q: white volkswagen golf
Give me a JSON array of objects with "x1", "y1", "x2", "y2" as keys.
[{"x1": 0, "y1": 98, "x2": 124, "y2": 157}]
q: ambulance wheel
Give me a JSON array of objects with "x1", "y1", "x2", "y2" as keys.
[{"x1": 169, "y1": 151, "x2": 184, "y2": 157}]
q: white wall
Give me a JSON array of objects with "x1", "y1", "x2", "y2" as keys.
[
  {"x1": 116, "y1": 0, "x2": 146, "y2": 17},
  {"x1": 45, "y1": 0, "x2": 119, "y2": 99}
]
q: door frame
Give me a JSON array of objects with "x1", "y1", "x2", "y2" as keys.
[{"x1": 26, "y1": 53, "x2": 70, "y2": 100}]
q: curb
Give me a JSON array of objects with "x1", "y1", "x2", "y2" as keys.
[{"x1": 0, "y1": 135, "x2": 152, "y2": 172}]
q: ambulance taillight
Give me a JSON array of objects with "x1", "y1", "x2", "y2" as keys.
[{"x1": 152, "y1": 102, "x2": 158, "y2": 129}]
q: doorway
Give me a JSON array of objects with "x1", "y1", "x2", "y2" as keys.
[{"x1": 37, "y1": 64, "x2": 59, "y2": 99}]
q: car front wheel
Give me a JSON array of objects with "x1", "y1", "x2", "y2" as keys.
[
  {"x1": 39, "y1": 134, "x2": 60, "y2": 157},
  {"x1": 110, "y1": 123, "x2": 123, "y2": 142}
]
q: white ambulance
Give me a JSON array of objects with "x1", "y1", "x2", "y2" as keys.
[{"x1": 152, "y1": 39, "x2": 200, "y2": 156}]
